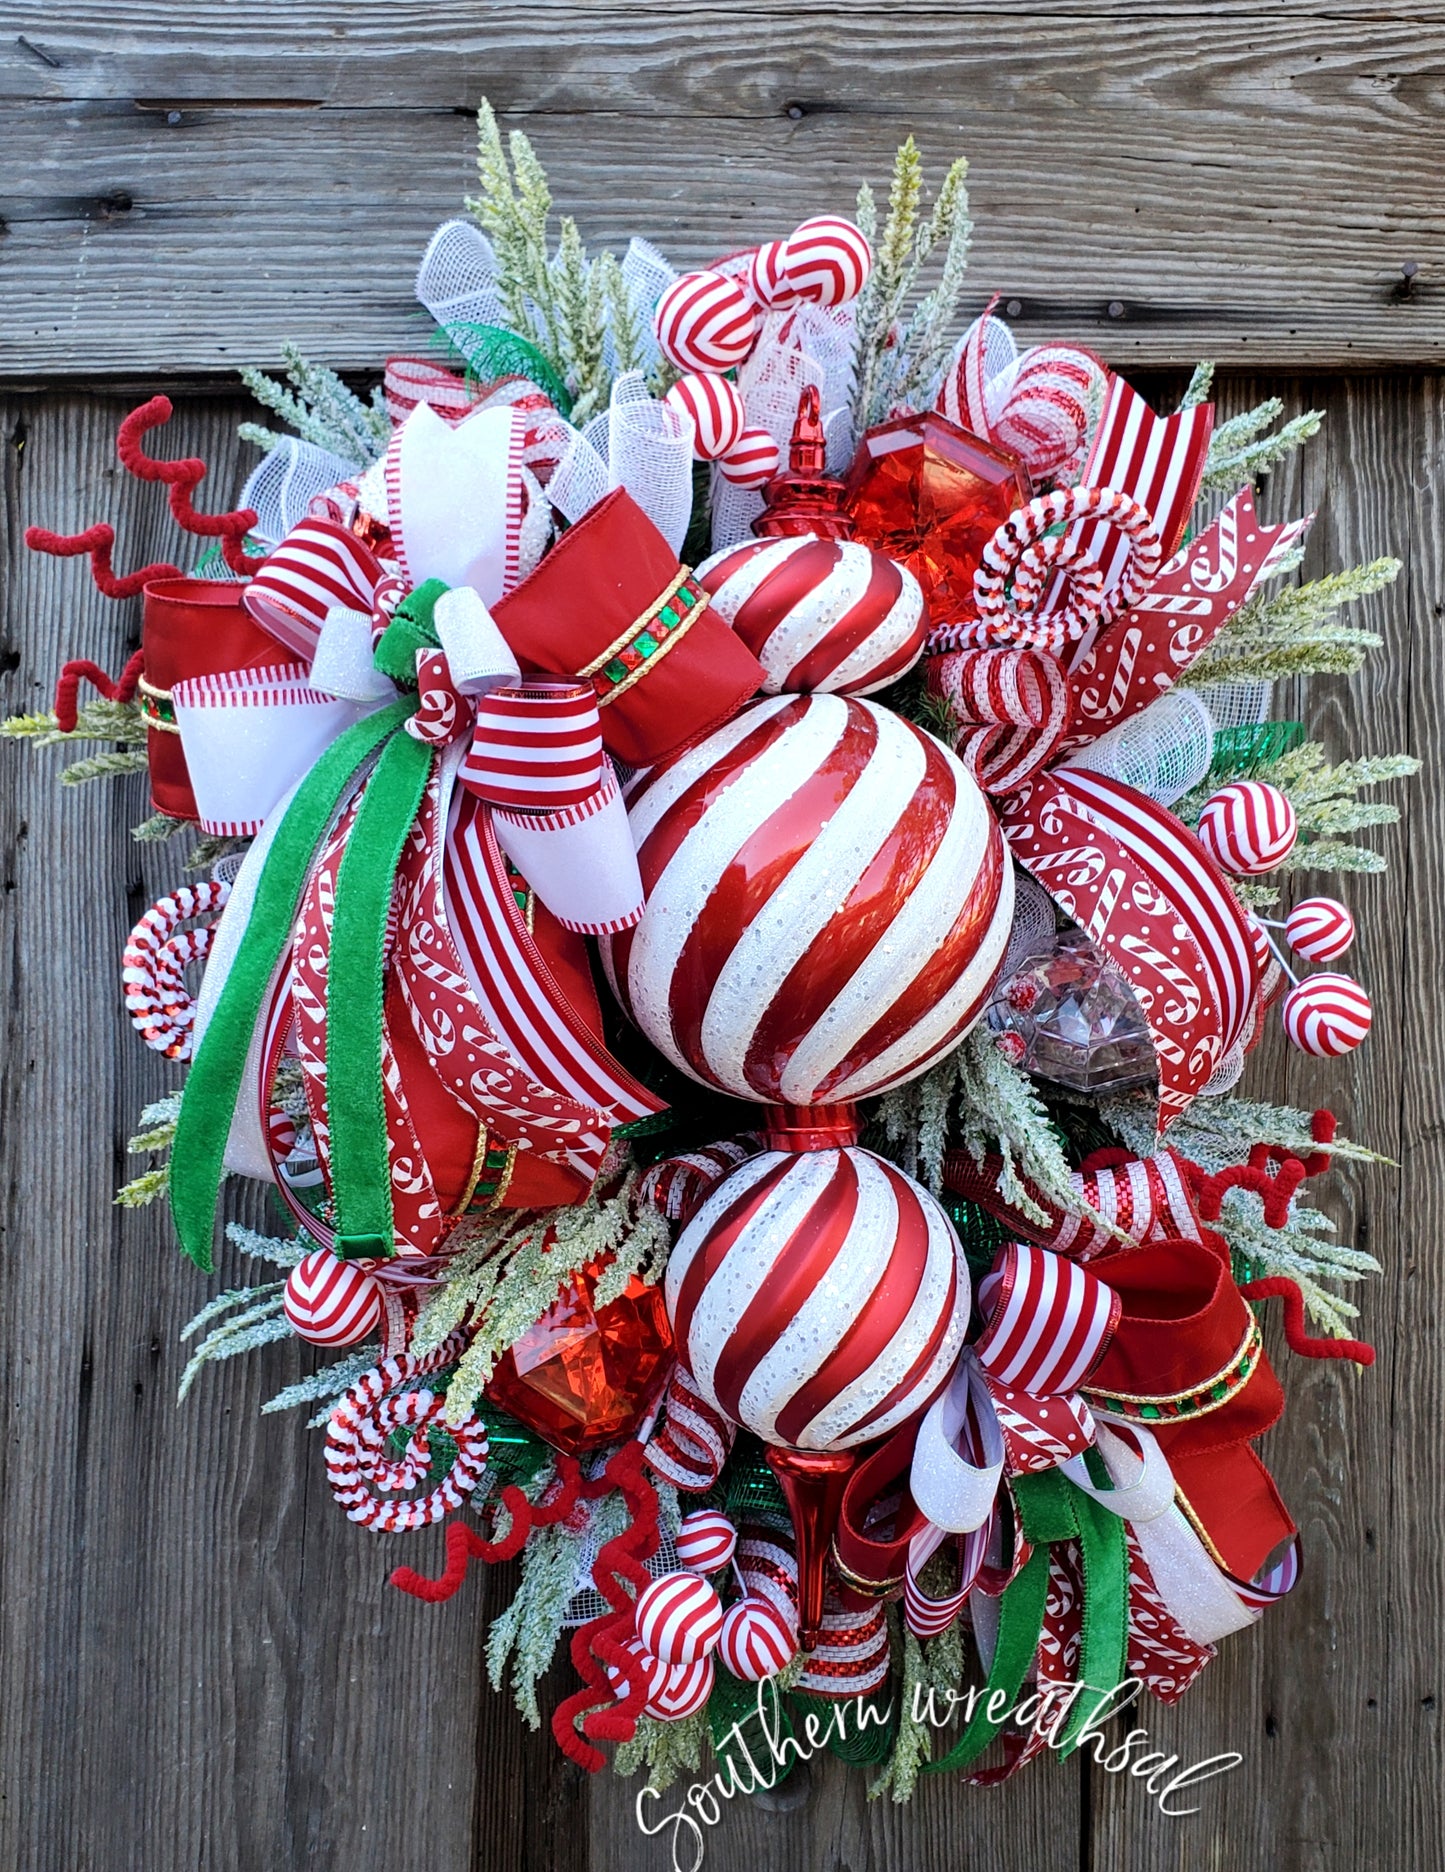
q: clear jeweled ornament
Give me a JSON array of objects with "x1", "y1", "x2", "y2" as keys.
[{"x1": 985, "y1": 926, "x2": 1156, "y2": 1094}]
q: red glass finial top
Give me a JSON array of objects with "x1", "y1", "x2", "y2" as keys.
[{"x1": 753, "y1": 387, "x2": 852, "y2": 540}]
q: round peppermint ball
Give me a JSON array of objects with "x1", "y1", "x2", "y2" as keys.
[
  {"x1": 716, "y1": 1596, "x2": 797, "y2": 1681},
  {"x1": 1282, "y1": 972, "x2": 1372, "y2": 1058},
  {"x1": 634, "y1": 1571, "x2": 724, "y2": 1665},
  {"x1": 655, "y1": 271, "x2": 758, "y2": 372},
  {"x1": 284, "y1": 1250, "x2": 383, "y2": 1347},
  {"x1": 1285, "y1": 896, "x2": 1356, "y2": 964},
  {"x1": 675, "y1": 1510, "x2": 739, "y2": 1574},
  {"x1": 663, "y1": 372, "x2": 746, "y2": 461},
  {"x1": 1196, "y1": 780, "x2": 1298, "y2": 875}
]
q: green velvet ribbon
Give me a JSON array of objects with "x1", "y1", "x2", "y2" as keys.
[
  {"x1": 170, "y1": 578, "x2": 456, "y2": 1271},
  {"x1": 922, "y1": 1467, "x2": 1129, "y2": 1776}
]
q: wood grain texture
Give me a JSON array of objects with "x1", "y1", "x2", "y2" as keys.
[{"x1": 2, "y1": 6, "x2": 1445, "y2": 375}]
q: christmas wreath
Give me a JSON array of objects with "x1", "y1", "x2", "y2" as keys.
[{"x1": 5, "y1": 105, "x2": 1415, "y2": 1800}]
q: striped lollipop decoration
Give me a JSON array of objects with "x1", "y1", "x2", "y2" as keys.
[
  {"x1": 675, "y1": 1510, "x2": 739, "y2": 1574},
  {"x1": 663, "y1": 372, "x2": 747, "y2": 461},
  {"x1": 1282, "y1": 972, "x2": 1373, "y2": 1058},
  {"x1": 1196, "y1": 781, "x2": 1298, "y2": 875},
  {"x1": 717, "y1": 426, "x2": 781, "y2": 488},
  {"x1": 697, "y1": 535, "x2": 926, "y2": 697},
  {"x1": 665, "y1": 1146, "x2": 968, "y2": 1452},
  {"x1": 602, "y1": 694, "x2": 1013, "y2": 1106},
  {"x1": 1285, "y1": 896, "x2": 1356, "y2": 963},
  {"x1": 654, "y1": 271, "x2": 759, "y2": 372},
  {"x1": 779, "y1": 216, "x2": 873, "y2": 307},
  {"x1": 284, "y1": 1248, "x2": 384, "y2": 1347},
  {"x1": 717, "y1": 1596, "x2": 798, "y2": 1681},
  {"x1": 634, "y1": 1571, "x2": 725, "y2": 1664}
]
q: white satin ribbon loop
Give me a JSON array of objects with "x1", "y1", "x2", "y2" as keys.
[
  {"x1": 909, "y1": 1355, "x2": 1005, "y2": 1535},
  {"x1": 432, "y1": 586, "x2": 521, "y2": 696}
]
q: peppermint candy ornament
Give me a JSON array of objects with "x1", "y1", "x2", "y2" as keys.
[
  {"x1": 717, "y1": 1596, "x2": 797, "y2": 1681},
  {"x1": 602, "y1": 693, "x2": 1013, "y2": 1104},
  {"x1": 655, "y1": 270, "x2": 758, "y2": 372},
  {"x1": 1285, "y1": 896, "x2": 1356, "y2": 963},
  {"x1": 675, "y1": 1509, "x2": 739, "y2": 1574},
  {"x1": 696, "y1": 535, "x2": 926, "y2": 696},
  {"x1": 283, "y1": 1249, "x2": 383, "y2": 1347},
  {"x1": 663, "y1": 372, "x2": 746, "y2": 461},
  {"x1": 665, "y1": 1145, "x2": 968, "y2": 1451},
  {"x1": 604, "y1": 1638, "x2": 715, "y2": 1721},
  {"x1": 1282, "y1": 972, "x2": 1373, "y2": 1057},
  {"x1": 1196, "y1": 781, "x2": 1298, "y2": 875},
  {"x1": 747, "y1": 239, "x2": 797, "y2": 310},
  {"x1": 717, "y1": 426, "x2": 781, "y2": 488},
  {"x1": 122, "y1": 878, "x2": 231, "y2": 1061},
  {"x1": 779, "y1": 216, "x2": 872, "y2": 306},
  {"x1": 634, "y1": 1570, "x2": 724, "y2": 1664}
]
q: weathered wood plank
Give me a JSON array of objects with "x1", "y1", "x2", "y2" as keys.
[
  {"x1": 1, "y1": 8, "x2": 1444, "y2": 375},
  {"x1": 0, "y1": 392, "x2": 588, "y2": 1872},
  {"x1": 1086, "y1": 374, "x2": 1442, "y2": 1872}
]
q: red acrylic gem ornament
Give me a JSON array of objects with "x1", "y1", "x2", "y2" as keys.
[
  {"x1": 483, "y1": 1260, "x2": 674, "y2": 1454},
  {"x1": 843, "y1": 410, "x2": 1030, "y2": 629}
]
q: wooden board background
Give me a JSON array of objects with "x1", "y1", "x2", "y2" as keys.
[{"x1": 0, "y1": 7, "x2": 1440, "y2": 1870}]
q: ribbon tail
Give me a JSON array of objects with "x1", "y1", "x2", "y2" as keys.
[
  {"x1": 1055, "y1": 1483, "x2": 1131, "y2": 1757},
  {"x1": 169, "y1": 699, "x2": 413, "y2": 1269},
  {"x1": 923, "y1": 1538, "x2": 1050, "y2": 1776},
  {"x1": 327, "y1": 728, "x2": 436, "y2": 1258}
]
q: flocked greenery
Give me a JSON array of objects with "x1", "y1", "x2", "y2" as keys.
[
  {"x1": 239, "y1": 342, "x2": 390, "y2": 464},
  {"x1": 1183, "y1": 559, "x2": 1401, "y2": 687}
]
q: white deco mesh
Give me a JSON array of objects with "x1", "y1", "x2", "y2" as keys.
[
  {"x1": 547, "y1": 372, "x2": 694, "y2": 556},
  {"x1": 563, "y1": 1523, "x2": 683, "y2": 1628},
  {"x1": 240, "y1": 439, "x2": 361, "y2": 548},
  {"x1": 1000, "y1": 866, "x2": 1058, "y2": 975},
  {"x1": 415, "y1": 218, "x2": 512, "y2": 349},
  {"x1": 1190, "y1": 679, "x2": 1275, "y2": 731},
  {"x1": 1064, "y1": 690, "x2": 1216, "y2": 808},
  {"x1": 616, "y1": 236, "x2": 677, "y2": 375},
  {"x1": 1200, "y1": 1038, "x2": 1247, "y2": 1097}
]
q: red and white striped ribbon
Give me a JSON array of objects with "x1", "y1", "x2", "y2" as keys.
[
  {"x1": 926, "y1": 642, "x2": 1072, "y2": 793},
  {"x1": 644, "y1": 1367, "x2": 738, "y2": 1492},
  {"x1": 1050, "y1": 1150, "x2": 1203, "y2": 1261},
  {"x1": 243, "y1": 517, "x2": 390, "y2": 662},
  {"x1": 640, "y1": 1140, "x2": 757, "y2": 1224},
  {"x1": 975, "y1": 1242, "x2": 1121, "y2": 1396},
  {"x1": 461, "y1": 681, "x2": 605, "y2": 811}
]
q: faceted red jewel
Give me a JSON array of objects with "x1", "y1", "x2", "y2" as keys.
[
  {"x1": 843, "y1": 410, "x2": 1030, "y2": 626},
  {"x1": 484, "y1": 1260, "x2": 674, "y2": 1454}
]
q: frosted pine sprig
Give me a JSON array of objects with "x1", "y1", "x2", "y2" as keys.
[
  {"x1": 176, "y1": 1291, "x2": 291, "y2": 1401},
  {"x1": 850, "y1": 137, "x2": 925, "y2": 431},
  {"x1": 1200, "y1": 397, "x2": 1323, "y2": 492},
  {"x1": 239, "y1": 342, "x2": 387, "y2": 464},
  {"x1": 2, "y1": 698, "x2": 147, "y2": 748},
  {"x1": 1102, "y1": 1091, "x2": 1386, "y2": 1171},
  {"x1": 870, "y1": 1613, "x2": 964, "y2": 1802},
  {"x1": 613, "y1": 1710, "x2": 710, "y2": 1792},
  {"x1": 260, "y1": 1346, "x2": 384, "y2": 1424},
  {"x1": 1183, "y1": 559, "x2": 1399, "y2": 686},
  {"x1": 893, "y1": 157, "x2": 974, "y2": 410}
]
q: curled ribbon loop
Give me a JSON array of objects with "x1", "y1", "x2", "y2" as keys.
[
  {"x1": 974, "y1": 486, "x2": 1163, "y2": 655},
  {"x1": 927, "y1": 642, "x2": 1072, "y2": 794}
]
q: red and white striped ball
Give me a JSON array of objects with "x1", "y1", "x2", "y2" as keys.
[
  {"x1": 1282, "y1": 972, "x2": 1372, "y2": 1058},
  {"x1": 747, "y1": 239, "x2": 798, "y2": 310},
  {"x1": 1196, "y1": 781, "x2": 1298, "y2": 875},
  {"x1": 655, "y1": 270, "x2": 759, "y2": 372},
  {"x1": 283, "y1": 1249, "x2": 383, "y2": 1347},
  {"x1": 717, "y1": 426, "x2": 781, "y2": 488},
  {"x1": 663, "y1": 372, "x2": 746, "y2": 461},
  {"x1": 606, "y1": 1637, "x2": 714, "y2": 1719},
  {"x1": 675, "y1": 1509, "x2": 739, "y2": 1574},
  {"x1": 602, "y1": 694, "x2": 1013, "y2": 1104},
  {"x1": 716, "y1": 1596, "x2": 797, "y2": 1681},
  {"x1": 634, "y1": 1570, "x2": 725, "y2": 1664},
  {"x1": 697, "y1": 534, "x2": 926, "y2": 697},
  {"x1": 779, "y1": 216, "x2": 873, "y2": 307},
  {"x1": 1246, "y1": 915, "x2": 1274, "y2": 973},
  {"x1": 1285, "y1": 896, "x2": 1356, "y2": 964},
  {"x1": 645, "y1": 1654, "x2": 714, "y2": 1720},
  {"x1": 665, "y1": 1146, "x2": 969, "y2": 1451}
]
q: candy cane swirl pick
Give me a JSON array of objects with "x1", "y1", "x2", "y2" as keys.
[
  {"x1": 974, "y1": 486, "x2": 1162, "y2": 655},
  {"x1": 122, "y1": 878, "x2": 231, "y2": 1061},
  {"x1": 325, "y1": 1338, "x2": 488, "y2": 1532},
  {"x1": 1285, "y1": 896, "x2": 1356, "y2": 963},
  {"x1": 1282, "y1": 972, "x2": 1372, "y2": 1058}
]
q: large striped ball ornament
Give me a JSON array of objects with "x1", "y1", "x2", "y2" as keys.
[
  {"x1": 1196, "y1": 781, "x2": 1298, "y2": 875},
  {"x1": 601, "y1": 693, "x2": 1013, "y2": 1104},
  {"x1": 663, "y1": 372, "x2": 746, "y2": 461},
  {"x1": 634, "y1": 1570, "x2": 725, "y2": 1664},
  {"x1": 675, "y1": 1509, "x2": 739, "y2": 1574},
  {"x1": 1285, "y1": 896, "x2": 1356, "y2": 963},
  {"x1": 697, "y1": 534, "x2": 926, "y2": 697},
  {"x1": 717, "y1": 1596, "x2": 797, "y2": 1681},
  {"x1": 717, "y1": 426, "x2": 781, "y2": 488},
  {"x1": 1282, "y1": 972, "x2": 1373, "y2": 1058},
  {"x1": 665, "y1": 1146, "x2": 969, "y2": 1451},
  {"x1": 655, "y1": 270, "x2": 758, "y2": 372},
  {"x1": 779, "y1": 216, "x2": 873, "y2": 307},
  {"x1": 283, "y1": 1250, "x2": 383, "y2": 1347}
]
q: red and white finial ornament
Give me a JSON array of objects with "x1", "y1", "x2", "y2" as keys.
[
  {"x1": 1281, "y1": 972, "x2": 1373, "y2": 1058},
  {"x1": 1196, "y1": 781, "x2": 1298, "y2": 875},
  {"x1": 1285, "y1": 896, "x2": 1357, "y2": 963}
]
